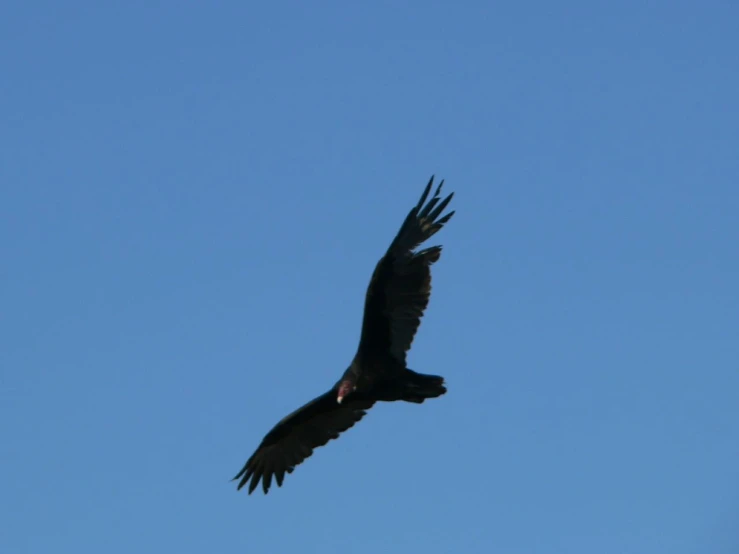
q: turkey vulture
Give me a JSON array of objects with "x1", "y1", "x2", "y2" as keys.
[{"x1": 233, "y1": 176, "x2": 454, "y2": 494}]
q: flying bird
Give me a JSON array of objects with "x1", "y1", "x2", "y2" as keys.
[{"x1": 233, "y1": 176, "x2": 455, "y2": 494}]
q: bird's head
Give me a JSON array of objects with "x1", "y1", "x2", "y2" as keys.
[{"x1": 337, "y1": 379, "x2": 356, "y2": 404}]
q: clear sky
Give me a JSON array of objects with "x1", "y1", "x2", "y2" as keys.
[{"x1": 2, "y1": 2, "x2": 738, "y2": 553}]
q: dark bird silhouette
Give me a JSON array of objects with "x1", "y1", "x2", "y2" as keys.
[{"x1": 233, "y1": 176, "x2": 454, "y2": 494}]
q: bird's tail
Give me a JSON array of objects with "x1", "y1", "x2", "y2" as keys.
[{"x1": 400, "y1": 369, "x2": 447, "y2": 403}]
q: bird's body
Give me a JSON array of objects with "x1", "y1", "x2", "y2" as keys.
[{"x1": 234, "y1": 177, "x2": 454, "y2": 494}]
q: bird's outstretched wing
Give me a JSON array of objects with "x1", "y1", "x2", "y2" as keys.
[
  {"x1": 356, "y1": 176, "x2": 454, "y2": 365},
  {"x1": 233, "y1": 391, "x2": 375, "y2": 494}
]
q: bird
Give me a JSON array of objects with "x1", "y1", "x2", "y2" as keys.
[{"x1": 233, "y1": 176, "x2": 455, "y2": 494}]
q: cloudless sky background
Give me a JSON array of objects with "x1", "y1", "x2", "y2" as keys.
[{"x1": 2, "y1": 1, "x2": 738, "y2": 553}]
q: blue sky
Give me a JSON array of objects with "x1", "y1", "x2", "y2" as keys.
[{"x1": 2, "y1": 1, "x2": 738, "y2": 553}]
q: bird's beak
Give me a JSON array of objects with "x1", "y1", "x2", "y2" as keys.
[{"x1": 336, "y1": 395, "x2": 344, "y2": 404}]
